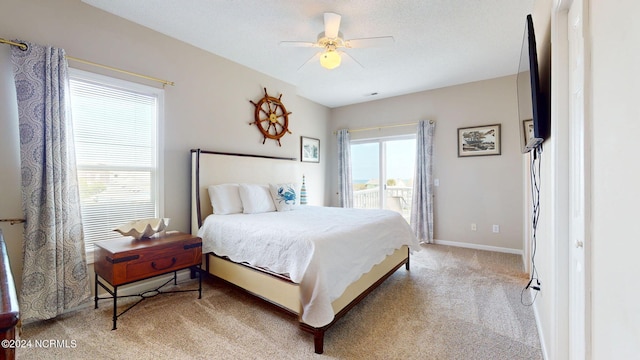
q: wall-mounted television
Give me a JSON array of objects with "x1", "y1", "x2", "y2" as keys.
[{"x1": 517, "y1": 14, "x2": 549, "y2": 153}]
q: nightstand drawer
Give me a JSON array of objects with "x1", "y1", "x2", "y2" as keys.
[{"x1": 125, "y1": 247, "x2": 200, "y2": 283}]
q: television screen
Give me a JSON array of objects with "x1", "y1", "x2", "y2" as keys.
[{"x1": 517, "y1": 14, "x2": 549, "y2": 153}]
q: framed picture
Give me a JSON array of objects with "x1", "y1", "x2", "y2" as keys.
[
  {"x1": 457, "y1": 124, "x2": 501, "y2": 157},
  {"x1": 300, "y1": 136, "x2": 320, "y2": 163}
]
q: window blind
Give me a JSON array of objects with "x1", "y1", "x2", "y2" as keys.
[{"x1": 69, "y1": 71, "x2": 162, "y2": 254}]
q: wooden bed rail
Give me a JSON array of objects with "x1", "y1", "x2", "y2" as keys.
[{"x1": 0, "y1": 230, "x2": 19, "y2": 360}]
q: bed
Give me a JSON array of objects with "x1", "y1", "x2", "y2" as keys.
[{"x1": 190, "y1": 149, "x2": 420, "y2": 354}]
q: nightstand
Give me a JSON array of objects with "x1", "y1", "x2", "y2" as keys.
[{"x1": 93, "y1": 231, "x2": 202, "y2": 330}]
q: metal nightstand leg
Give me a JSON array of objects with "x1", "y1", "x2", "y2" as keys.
[
  {"x1": 95, "y1": 274, "x2": 120, "y2": 329},
  {"x1": 112, "y1": 285, "x2": 118, "y2": 330},
  {"x1": 94, "y1": 269, "x2": 202, "y2": 330},
  {"x1": 198, "y1": 265, "x2": 202, "y2": 299},
  {"x1": 94, "y1": 273, "x2": 98, "y2": 309}
]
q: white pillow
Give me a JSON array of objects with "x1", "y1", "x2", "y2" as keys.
[
  {"x1": 269, "y1": 183, "x2": 297, "y2": 212},
  {"x1": 208, "y1": 184, "x2": 243, "y2": 215},
  {"x1": 238, "y1": 184, "x2": 276, "y2": 214}
]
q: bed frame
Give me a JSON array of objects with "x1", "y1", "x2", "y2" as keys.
[{"x1": 190, "y1": 149, "x2": 410, "y2": 354}]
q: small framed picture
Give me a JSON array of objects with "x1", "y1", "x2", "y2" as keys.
[
  {"x1": 300, "y1": 136, "x2": 320, "y2": 163},
  {"x1": 457, "y1": 124, "x2": 501, "y2": 157}
]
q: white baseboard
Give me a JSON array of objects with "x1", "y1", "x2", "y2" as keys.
[
  {"x1": 531, "y1": 297, "x2": 549, "y2": 360},
  {"x1": 433, "y1": 239, "x2": 523, "y2": 255}
]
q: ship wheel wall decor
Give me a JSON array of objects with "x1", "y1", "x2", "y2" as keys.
[{"x1": 249, "y1": 88, "x2": 292, "y2": 146}]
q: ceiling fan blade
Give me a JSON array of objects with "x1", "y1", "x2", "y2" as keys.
[
  {"x1": 344, "y1": 36, "x2": 395, "y2": 48},
  {"x1": 339, "y1": 51, "x2": 364, "y2": 68},
  {"x1": 280, "y1": 41, "x2": 319, "y2": 47},
  {"x1": 297, "y1": 52, "x2": 321, "y2": 71},
  {"x1": 324, "y1": 12, "x2": 341, "y2": 39}
]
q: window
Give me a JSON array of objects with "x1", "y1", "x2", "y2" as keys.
[
  {"x1": 69, "y1": 70, "x2": 163, "y2": 256},
  {"x1": 351, "y1": 136, "x2": 416, "y2": 221}
]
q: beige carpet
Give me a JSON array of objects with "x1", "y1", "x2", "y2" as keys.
[{"x1": 17, "y1": 244, "x2": 542, "y2": 359}]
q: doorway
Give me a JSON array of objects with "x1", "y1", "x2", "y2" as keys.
[{"x1": 350, "y1": 136, "x2": 416, "y2": 220}]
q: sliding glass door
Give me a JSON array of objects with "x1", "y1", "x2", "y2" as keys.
[
  {"x1": 351, "y1": 136, "x2": 416, "y2": 221},
  {"x1": 351, "y1": 142, "x2": 380, "y2": 209}
]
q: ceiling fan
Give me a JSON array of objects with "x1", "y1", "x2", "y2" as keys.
[{"x1": 280, "y1": 12, "x2": 394, "y2": 70}]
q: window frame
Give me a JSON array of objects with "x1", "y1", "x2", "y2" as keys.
[{"x1": 68, "y1": 68, "x2": 165, "y2": 262}]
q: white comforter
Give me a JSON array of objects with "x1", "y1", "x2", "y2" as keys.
[{"x1": 197, "y1": 206, "x2": 420, "y2": 327}]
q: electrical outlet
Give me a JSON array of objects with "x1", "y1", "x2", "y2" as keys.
[
  {"x1": 492, "y1": 225, "x2": 500, "y2": 233},
  {"x1": 471, "y1": 223, "x2": 477, "y2": 231}
]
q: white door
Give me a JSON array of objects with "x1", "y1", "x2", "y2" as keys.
[{"x1": 568, "y1": 0, "x2": 589, "y2": 358}]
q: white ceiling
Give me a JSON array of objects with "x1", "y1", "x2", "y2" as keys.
[{"x1": 82, "y1": 0, "x2": 534, "y2": 108}]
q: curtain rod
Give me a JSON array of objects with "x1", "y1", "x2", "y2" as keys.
[
  {"x1": 0, "y1": 218, "x2": 25, "y2": 225},
  {"x1": 65, "y1": 56, "x2": 175, "y2": 87},
  {"x1": 335, "y1": 120, "x2": 434, "y2": 134},
  {"x1": 0, "y1": 38, "x2": 27, "y2": 50},
  {"x1": 2, "y1": 38, "x2": 174, "y2": 87}
]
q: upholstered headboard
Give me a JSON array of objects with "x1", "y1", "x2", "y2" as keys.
[{"x1": 190, "y1": 149, "x2": 301, "y2": 234}]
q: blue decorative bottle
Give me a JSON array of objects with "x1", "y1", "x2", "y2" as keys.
[{"x1": 300, "y1": 175, "x2": 307, "y2": 205}]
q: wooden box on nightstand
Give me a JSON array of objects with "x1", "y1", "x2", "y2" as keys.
[{"x1": 94, "y1": 231, "x2": 202, "y2": 286}]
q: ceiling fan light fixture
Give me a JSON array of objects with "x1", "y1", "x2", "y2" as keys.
[
  {"x1": 281, "y1": 12, "x2": 393, "y2": 71},
  {"x1": 320, "y1": 50, "x2": 341, "y2": 70}
]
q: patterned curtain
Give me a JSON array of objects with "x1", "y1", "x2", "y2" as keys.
[
  {"x1": 12, "y1": 41, "x2": 91, "y2": 322},
  {"x1": 410, "y1": 120, "x2": 436, "y2": 243},
  {"x1": 336, "y1": 129, "x2": 353, "y2": 208}
]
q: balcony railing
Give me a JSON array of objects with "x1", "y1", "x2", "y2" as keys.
[{"x1": 353, "y1": 186, "x2": 413, "y2": 221}]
